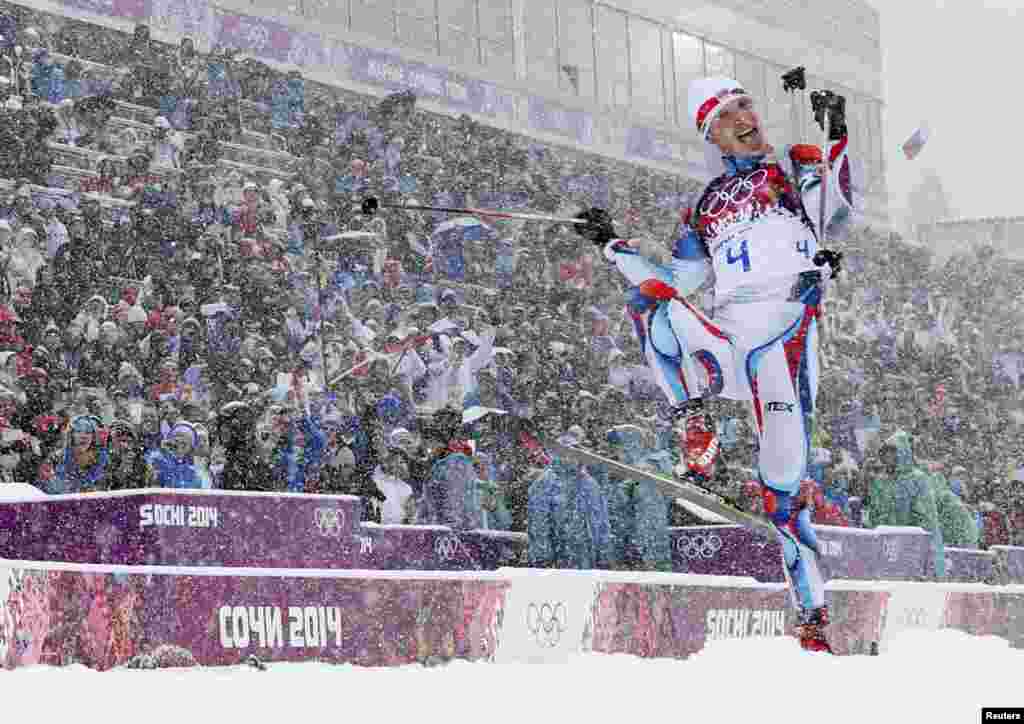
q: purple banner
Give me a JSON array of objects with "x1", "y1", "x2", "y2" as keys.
[
  {"x1": 5, "y1": 562, "x2": 1024, "y2": 671},
  {"x1": 671, "y1": 525, "x2": 895, "y2": 583},
  {"x1": 213, "y1": 9, "x2": 294, "y2": 64},
  {"x1": 945, "y1": 547, "x2": 996, "y2": 583},
  {"x1": 875, "y1": 527, "x2": 934, "y2": 580},
  {"x1": 992, "y1": 546, "x2": 1024, "y2": 584},
  {"x1": 0, "y1": 491, "x2": 359, "y2": 568},
  {"x1": 149, "y1": 0, "x2": 217, "y2": 49},
  {"x1": 347, "y1": 45, "x2": 514, "y2": 118},
  {"x1": 356, "y1": 525, "x2": 526, "y2": 571},
  {"x1": 562, "y1": 175, "x2": 611, "y2": 208},
  {"x1": 591, "y1": 583, "x2": 888, "y2": 658},
  {"x1": 670, "y1": 526, "x2": 781, "y2": 582},
  {"x1": 58, "y1": 0, "x2": 148, "y2": 20},
  {"x1": 0, "y1": 565, "x2": 509, "y2": 669},
  {"x1": 0, "y1": 491, "x2": 525, "y2": 571},
  {"x1": 476, "y1": 191, "x2": 531, "y2": 210},
  {"x1": 527, "y1": 97, "x2": 594, "y2": 145},
  {"x1": 625, "y1": 126, "x2": 681, "y2": 163},
  {"x1": 815, "y1": 526, "x2": 881, "y2": 581}
]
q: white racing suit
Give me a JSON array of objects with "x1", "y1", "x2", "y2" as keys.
[{"x1": 609, "y1": 138, "x2": 855, "y2": 624}]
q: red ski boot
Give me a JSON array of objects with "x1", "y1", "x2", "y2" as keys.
[
  {"x1": 672, "y1": 400, "x2": 720, "y2": 482},
  {"x1": 796, "y1": 606, "x2": 833, "y2": 654}
]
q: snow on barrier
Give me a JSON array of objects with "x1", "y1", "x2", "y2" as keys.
[
  {"x1": 0, "y1": 489, "x2": 526, "y2": 571},
  {"x1": 3, "y1": 560, "x2": 1024, "y2": 671}
]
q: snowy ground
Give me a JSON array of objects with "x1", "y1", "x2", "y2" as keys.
[{"x1": 3, "y1": 630, "x2": 1022, "y2": 724}]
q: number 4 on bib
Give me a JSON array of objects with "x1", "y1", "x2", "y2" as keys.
[
  {"x1": 796, "y1": 239, "x2": 811, "y2": 259},
  {"x1": 726, "y1": 239, "x2": 751, "y2": 272}
]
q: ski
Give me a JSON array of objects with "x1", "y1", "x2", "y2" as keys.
[{"x1": 545, "y1": 439, "x2": 776, "y2": 538}]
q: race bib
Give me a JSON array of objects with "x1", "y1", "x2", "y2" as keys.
[{"x1": 711, "y1": 215, "x2": 818, "y2": 294}]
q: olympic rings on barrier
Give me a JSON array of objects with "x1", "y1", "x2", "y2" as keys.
[
  {"x1": 434, "y1": 534, "x2": 465, "y2": 562},
  {"x1": 314, "y1": 508, "x2": 346, "y2": 539},
  {"x1": 676, "y1": 532, "x2": 724, "y2": 560},
  {"x1": 526, "y1": 602, "x2": 568, "y2": 648}
]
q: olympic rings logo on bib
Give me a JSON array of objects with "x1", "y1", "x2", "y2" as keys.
[{"x1": 701, "y1": 169, "x2": 769, "y2": 219}]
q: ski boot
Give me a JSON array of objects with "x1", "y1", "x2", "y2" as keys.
[
  {"x1": 796, "y1": 606, "x2": 833, "y2": 654},
  {"x1": 672, "y1": 399, "x2": 720, "y2": 482}
]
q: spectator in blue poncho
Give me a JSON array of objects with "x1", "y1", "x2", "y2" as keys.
[
  {"x1": 266, "y1": 393, "x2": 326, "y2": 493},
  {"x1": 528, "y1": 426, "x2": 612, "y2": 569},
  {"x1": 605, "y1": 424, "x2": 671, "y2": 571},
  {"x1": 418, "y1": 407, "x2": 484, "y2": 530},
  {"x1": 39, "y1": 414, "x2": 109, "y2": 494},
  {"x1": 144, "y1": 420, "x2": 211, "y2": 489},
  {"x1": 31, "y1": 48, "x2": 63, "y2": 104},
  {"x1": 270, "y1": 68, "x2": 305, "y2": 151}
]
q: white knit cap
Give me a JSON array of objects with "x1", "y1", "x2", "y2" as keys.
[{"x1": 687, "y1": 77, "x2": 750, "y2": 141}]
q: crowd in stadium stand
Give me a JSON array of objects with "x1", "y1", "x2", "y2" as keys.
[{"x1": 0, "y1": 4, "x2": 1022, "y2": 570}]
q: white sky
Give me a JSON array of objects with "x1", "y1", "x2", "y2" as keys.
[{"x1": 872, "y1": 0, "x2": 1024, "y2": 227}]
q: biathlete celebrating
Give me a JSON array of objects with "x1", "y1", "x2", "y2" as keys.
[{"x1": 573, "y1": 76, "x2": 856, "y2": 653}]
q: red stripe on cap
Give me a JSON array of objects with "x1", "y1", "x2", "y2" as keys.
[
  {"x1": 696, "y1": 88, "x2": 747, "y2": 134},
  {"x1": 695, "y1": 96, "x2": 721, "y2": 133}
]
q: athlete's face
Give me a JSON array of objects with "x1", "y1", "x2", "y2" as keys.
[{"x1": 710, "y1": 97, "x2": 769, "y2": 158}]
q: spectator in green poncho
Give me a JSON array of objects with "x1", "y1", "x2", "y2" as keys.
[
  {"x1": 927, "y1": 469, "x2": 980, "y2": 549},
  {"x1": 864, "y1": 430, "x2": 946, "y2": 577}
]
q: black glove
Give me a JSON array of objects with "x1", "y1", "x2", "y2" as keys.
[
  {"x1": 813, "y1": 249, "x2": 843, "y2": 279},
  {"x1": 573, "y1": 208, "x2": 616, "y2": 248},
  {"x1": 811, "y1": 92, "x2": 847, "y2": 141}
]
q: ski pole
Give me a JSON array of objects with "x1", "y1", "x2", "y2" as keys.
[
  {"x1": 544, "y1": 438, "x2": 775, "y2": 538},
  {"x1": 781, "y1": 66, "x2": 808, "y2": 142},
  {"x1": 361, "y1": 196, "x2": 587, "y2": 225},
  {"x1": 818, "y1": 103, "x2": 830, "y2": 250}
]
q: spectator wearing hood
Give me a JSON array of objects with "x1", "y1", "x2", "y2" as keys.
[
  {"x1": 2, "y1": 186, "x2": 44, "y2": 237},
  {"x1": 270, "y1": 69, "x2": 305, "y2": 152},
  {"x1": 370, "y1": 428, "x2": 416, "y2": 523},
  {"x1": 178, "y1": 316, "x2": 204, "y2": 372},
  {"x1": 0, "y1": 418, "x2": 28, "y2": 484},
  {"x1": 30, "y1": 47, "x2": 62, "y2": 103},
  {"x1": 106, "y1": 419, "x2": 147, "y2": 490},
  {"x1": 601, "y1": 424, "x2": 672, "y2": 571},
  {"x1": 214, "y1": 400, "x2": 262, "y2": 491},
  {"x1": 266, "y1": 383, "x2": 326, "y2": 493},
  {"x1": 528, "y1": 426, "x2": 612, "y2": 569},
  {"x1": 144, "y1": 420, "x2": 211, "y2": 489},
  {"x1": 79, "y1": 321, "x2": 123, "y2": 388},
  {"x1": 18, "y1": 106, "x2": 57, "y2": 185},
  {"x1": 54, "y1": 98, "x2": 84, "y2": 147},
  {"x1": 864, "y1": 430, "x2": 946, "y2": 577},
  {"x1": 0, "y1": 304, "x2": 23, "y2": 353},
  {"x1": 40, "y1": 198, "x2": 69, "y2": 260},
  {"x1": 926, "y1": 465, "x2": 980, "y2": 549},
  {"x1": 253, "y1": 346, "x2": 277, "y2": 388},
  {"x1": 39, "y1": 414, "x2": 109, "y2": 494},
  {"x1": 147, "y1": 359, "x2": 180, "y2": 402},
  {"x1": 118, "y1": 23, "x2": 161, "y2": 104},
  {"x1": 6, "y1": 227, "x2": 45, "y2": 291},
  {"x1": 116, "y1": 361, "x2": 145, "y2": 400},
  {"x1": 149, "y1": 116, "x2": 183, "y2": 170},
  {"x1": 163, "y1": 36, "x2": 203, "y2": 130}
]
